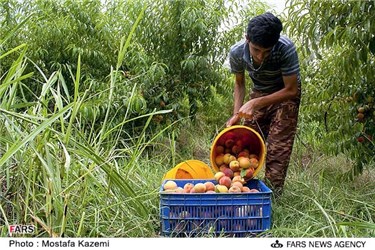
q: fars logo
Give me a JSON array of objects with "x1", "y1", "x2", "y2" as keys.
[{"x1": 9, "y1": 225, "x2": 35, "y2": 235}]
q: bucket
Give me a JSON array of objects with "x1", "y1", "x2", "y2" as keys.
[
  {"x1": 210, "y1": 125, "x2": 266, "y2": 178},
  {"x1": 162, "y1": 160, "x2": 214, "y2": 180}
]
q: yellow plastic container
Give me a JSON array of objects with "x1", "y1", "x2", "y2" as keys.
[
  {"x1": 162, "y1": 160, "x2": 214, "y2": 180},
  {"x1": 210, "y1": 125, "x2": 266, "y2": 178}
]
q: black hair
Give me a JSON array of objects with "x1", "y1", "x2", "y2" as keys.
[{"x1": 246, "y1": 12, "x2": 283, "y2": 48}]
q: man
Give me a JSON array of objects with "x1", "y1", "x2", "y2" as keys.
[{"x1": 226, "y1": 12, "x2": 301, "y2": 196}]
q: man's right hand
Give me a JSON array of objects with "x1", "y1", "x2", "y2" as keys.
[{"x1": 226, "y1": 114, "x2": 241, "y2": 127}]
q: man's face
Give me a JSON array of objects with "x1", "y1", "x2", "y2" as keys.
[{"x1": 248, "y1": 42, "x2": 273, "y2": 64}]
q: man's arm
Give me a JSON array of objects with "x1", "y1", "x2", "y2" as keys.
[
  {"x1": 226, "y1": 72, "x2": 246, "y2": 127},
  {"x1": 237, "y1": 73, "x2": 299, "y2": 119}
]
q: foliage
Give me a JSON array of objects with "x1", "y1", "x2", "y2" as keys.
[
  {"x1": 285, "y1": 0, "x2": 375, "y2": 177},
  {"x1": 0, "y1": 38, "x2": 173, "y2": 237}
]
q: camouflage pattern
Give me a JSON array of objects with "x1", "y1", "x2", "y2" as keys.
[{"x1": 244, "y1": 87, "x2": 301, "y2": 196}]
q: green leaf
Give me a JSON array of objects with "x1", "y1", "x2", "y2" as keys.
[{"x1": 369, "y1": 36, "x2": 375, "y2": 55}]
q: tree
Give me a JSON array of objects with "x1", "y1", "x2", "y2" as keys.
[{"x1": 285, "y1": 0, "x2": 375, "y2": 176}]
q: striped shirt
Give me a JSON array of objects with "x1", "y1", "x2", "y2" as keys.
[{"x1": 229, "y1": 35, "x2": 300, "y2": 93}]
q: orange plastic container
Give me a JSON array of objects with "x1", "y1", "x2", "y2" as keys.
[
  {"x1": 162, "y1": 160, "x2": 214, "y2": 180},
  {"x1": 210, "y1": 125, "x2": 266, "y2": 178}
]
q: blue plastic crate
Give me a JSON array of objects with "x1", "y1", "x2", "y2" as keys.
[{"x1": 159, "y1": 179, "x2": 272, "y2": 237}]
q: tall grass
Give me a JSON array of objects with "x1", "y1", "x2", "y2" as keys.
[{"x1": 0, "y1": 5, "x2": 173, "y2": 237}]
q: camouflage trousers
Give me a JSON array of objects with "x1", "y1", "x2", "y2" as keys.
[{"x1": 244, "y1": 88, "x2": 301, "y2": 195}]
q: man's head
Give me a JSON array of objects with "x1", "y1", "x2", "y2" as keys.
[{"x1": 246, "y1": 12, "x2": 283, "y2": 48}]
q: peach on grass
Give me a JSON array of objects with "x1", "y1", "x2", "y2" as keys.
[{"x1": 163, "y1": 180, "x2": 178, "y2": 190}]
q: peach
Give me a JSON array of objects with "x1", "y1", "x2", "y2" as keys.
[
  {"x1": 241, "y1": 186, "x2": 251, "y2": 193},
  {"x1": 249, "y1": 188, "x2": 260, "y2": 193},
  {"x1": 236, "y1": 139, "x2": 243, "y2": 148},
  {"x1": 183, "y1": 183, "x2": 194, "y2": 193},
  {"x1": 222, "y1": 168, "x2": 234, "y2": 178},
  {"x1": 204, "y1": 181, "x2": 215, "y2": 192},
  {"x1": 238, "y1": 151, "x2": 250, "y2": 158},
  {"x1": 215, "y1": 145, "x2": 225, "y2": 154},
  {"x1": 215, "y1": 154, "x2": 225, "y2": 166},
  {"x1": 163, "y1": 180, "x2": 178, "y2": 190},
  {"x1": 219, "y1": 176, "x2": 232, "y2": 188},
  {"x1": 225, "y1": 139, "x2": 235, "y2": 148},
  {"x1": 231, "y1": 145, "x2": 242, "y2": 154},
  {"x1": 193, "y1": 183, "x2": 206, "y2": 193},
  {"x1": 214, "y1": 171, "x2": 225, "y2": 182},
  {"x1": 175, "y1": 187, "x2": 185, "y2": 193},
  {"x1": 249, "y1": 154, "x2": 259, "y2": 160},
  {"x1": 215, "y1": 184, "x2": 228, "y2": 193},
  {"x1": 231, "y1": 181, "x2": 243, "y2": 189},
  {"x1": 232, "y1": 175, "x2": 245, "y2": 184},
  {"x1": 238, "y1": 157, "x2": 251, "y2": 169},
  {"x1": 233, "y1": 171, "x2": 241, "y2": 176},
  {"x1": 243, "y1": 168, "x2": 254, "y2": 180},
  {"x1": 219, "y1": 165, "x2": 228, "y2": 172},
  {"x1": 223, "y1": 153, "x2": 231, "y2": 165},
  {"x1": 229, "y1": 185, "x2": 241, "y2": 193},
  {"x1": 224, "y1": 131, "x2": 236, "y2": 140},
  {"x1": 249, "y1": 158, "x2": 259, "y2": 168},
  {"x1": 229, "y1": 160, "x2": 240, "y2": 172}
]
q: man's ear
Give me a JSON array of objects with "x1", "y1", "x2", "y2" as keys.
[{"x1": 245, "y1": 34, "x2": 250, "y2": 42}]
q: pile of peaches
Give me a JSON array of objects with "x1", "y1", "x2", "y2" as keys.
[{"x1": 162, "y1": 173, "x2": 259, "y2": 194}]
